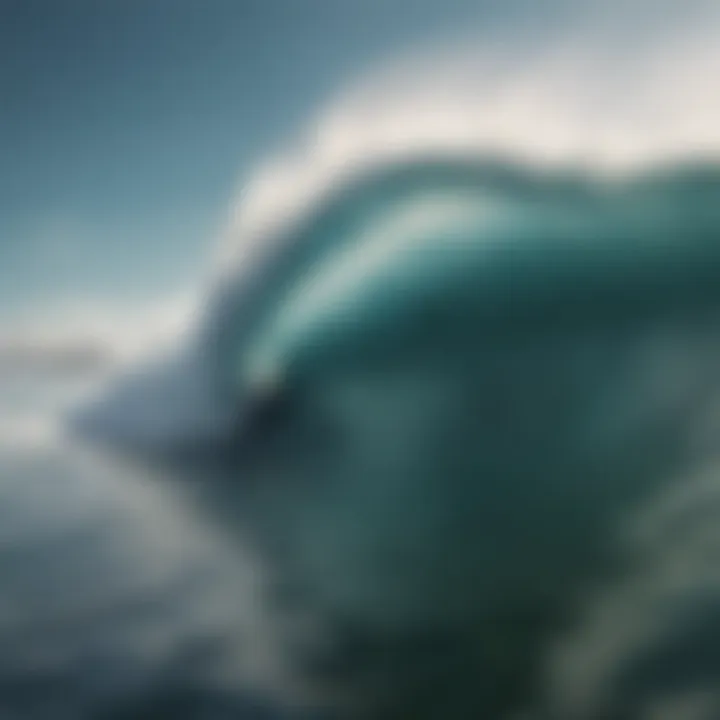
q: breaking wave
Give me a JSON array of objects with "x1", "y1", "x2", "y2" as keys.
[{"x1": 63, "y1": 7, "x2": 720, "y2": 718}]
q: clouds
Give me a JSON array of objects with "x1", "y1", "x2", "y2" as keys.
[{"x1": 0, "y1": 292, "x2": 197, "y2": 370}]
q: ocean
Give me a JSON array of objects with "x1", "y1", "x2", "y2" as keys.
[{"x1": 0, "y1": 371, "x2": 300, "y2": 719}]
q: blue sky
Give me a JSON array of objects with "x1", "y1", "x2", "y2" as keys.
[{"x1": 1, "y1": 0, "x2": 567, "y2": 320}]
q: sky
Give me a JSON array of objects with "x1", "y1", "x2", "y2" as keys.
[
  {"x1": 1, "y1": 0, "x2": 718, "y2": 354},
  {"x1": 0, "y1": 0, "x2": 563, "y2": 324}
]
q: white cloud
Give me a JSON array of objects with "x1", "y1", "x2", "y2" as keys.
[{"x1": 0, "y1": 291, "x2": 198, "y2": 370}]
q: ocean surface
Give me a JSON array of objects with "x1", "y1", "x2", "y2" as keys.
[{"x1": 0, "y1": 371, "x2": 303, "y2": 720}]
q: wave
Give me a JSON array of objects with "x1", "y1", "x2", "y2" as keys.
[
  {"x1": 71, "y1": 16, "x2": 720, "y2": 719},
  {"x1": 72, "y1": 152, "x2": 720, "y2": 719}
]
